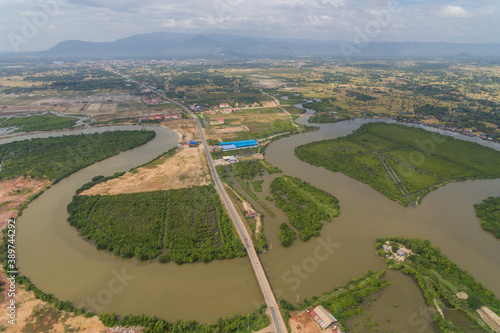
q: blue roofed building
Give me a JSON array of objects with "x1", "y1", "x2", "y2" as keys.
[{"x1": 220, "y1": 140, "x2": 259, "y2": 151}]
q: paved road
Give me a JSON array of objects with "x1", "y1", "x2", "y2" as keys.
[{"x1": 108, "y1": 69, "x2": 288, "y2": 333}]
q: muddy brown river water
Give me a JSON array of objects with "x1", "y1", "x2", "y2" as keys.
[{"x1": 11, "y1": 120, "x2": 500, "y2": 330}]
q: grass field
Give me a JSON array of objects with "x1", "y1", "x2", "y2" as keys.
[{"x1": 296, "y1": 123, "x2": 500, "y2": 206}]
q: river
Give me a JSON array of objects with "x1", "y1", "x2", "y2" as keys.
[
  {"x1": 11, "y1": 119, "x2": 500, "y2": 329},
  {"x1": 14, "y1": 125, "x2": 263, "y2": 323}
]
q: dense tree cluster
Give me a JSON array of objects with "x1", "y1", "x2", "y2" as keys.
[
  {"x1": 75, "y1": 173, "x2": 125, "y2": 195},
  {"x1": 474, "y1": 196, "x2": 500, "y2": 238},
  {"x1": 271, "y1": 175, "x2": 339, "y2": 241},
  {"x1": 68, "y1": 191, "x2": 166, "y2": 260},
  {"x1": 161, "y1": 186, "x2": 246, "y2": 264},
  {"x1": 67, "y1": 186, "x2": 245, "y2": 263},
  {"x1": 278, "y1": 223, "x2": 296, "y2": 247},
  {"x1": 99, "y1": 304, "x2": 269, "y2": 333},
  {"x1": 0, "y1": 130, "x2": 156, "y2": 182},
  {"x1": 414, "y1": 103, "x2": 450, "y2": 117},
  {"x1": 230, "y1": 160, "x2": 264, "y2": 180}
]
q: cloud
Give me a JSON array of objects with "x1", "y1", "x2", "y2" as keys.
[
  {"x1": 442, "y1": 5, "x2": 467, "y2": 18},
  {"x1": 161, "y1": 19, "x2": 176, "y2": 28},
  {"x1": 1, "y1": 0, "x2": 500, "y2": 51}
]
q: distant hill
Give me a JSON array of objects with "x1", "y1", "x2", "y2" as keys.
[{"x1": 35, "y1": 32, "x2": 500, "y2": 59}]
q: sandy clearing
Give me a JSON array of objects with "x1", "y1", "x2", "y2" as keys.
[
  {"x1": 261, "y1": 101, "x2": 277, "y2": 108},
  {"x1": 0, "y1": 272, "x2": 110, "y2": 332},
  {"x1": 163, "y1": 119, "x2": 199, "y2": 143},
  {"x1": 0, "y1": 177, "x2": 50, "y2": 227},
  {"x1": 289, "y1": 311, "x2": 322, "y2": 333},
  {"x1": 477, "y1": 306, "x2": 500, "y2": 332},
  {"x1": 81, "y1": 146, "x2": 211, "y2": 196}
]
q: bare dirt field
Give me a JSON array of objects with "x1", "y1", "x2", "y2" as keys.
[
  {"x1": 261, "y1": 101, "x2": 277, "y2": 108},
  {"x1": 81, "y1": 146, "x2": 211, "y2": 196},
  {"x1": 213, "y1": 125, "x2": 249, "y2": 134},
  {"x1": 0, "y1": 177, "x2": 50, "y2": 226},
  {"x1": 0, "y1": 93, "x2": 142, "y2": 118},
  {"x1": 249, "y1": 75, "x2": 286, "y2": 89},
  {"x1": 289, "y1": 311, "x2": 322, "y2": 333},
  {"x1": 164, "y1": 119, "x2": 199, "y2": 142}
]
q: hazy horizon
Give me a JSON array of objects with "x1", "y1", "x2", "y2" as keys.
[{"x1": 1, "y1": 0, "x2": 500, "y2": 53}]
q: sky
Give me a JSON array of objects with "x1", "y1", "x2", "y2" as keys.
[{"x1": 0, "y1": 0, "x2": 499, "y2": 52}]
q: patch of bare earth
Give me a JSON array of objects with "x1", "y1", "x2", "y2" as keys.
[
  {"x1": 477, "y1": 306, "x2": 500, "y2": 332},
  {"x1": 81, "y1": 146, "x2": 211, "y2": 196},
  {"x1": 0, "y1": 177, "x2": 50, "y2": 227},
  {"x1": 0, "y1": 275, "x2": 111, "y2": 332},
  {"x1": 289, "y1": 311, "x2": 322, "y2": 333},
  {"x1": 162, "y1": 119, "x2": 199, "y2": 143}
]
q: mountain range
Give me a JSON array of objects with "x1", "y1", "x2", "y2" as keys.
[{"x1": 15, "y1": 32, "x2": 500, "y2": 59}]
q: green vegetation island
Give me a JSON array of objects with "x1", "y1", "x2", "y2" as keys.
[
  {"x1": 0, "y1": 130, "x2": 156, "y2": 182},
  {"x1": 295, "y1": 123, "x2": 500, "y2": 206},
  {"x1": 474, "y1": 196, "x2": 500, "y2": 239},
  {"x1": 377, "y1": 236, "x2": 500, "y2": 332},
  {"x1": 271, "y1": 175, "x2": 340, "y2": 245},
  {"x1": 67, "y1": 185, "x2": 246, "y2": 263}
]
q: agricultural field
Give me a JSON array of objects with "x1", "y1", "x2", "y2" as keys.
[
  {"x1": 296, "y1": 123, "x2": 500, "y2": 206},
  {"x1": 271, "y1": 175, "x2": 340, "y2": 243},
  {"x1": 2, "y1": 59, "x2": 499, "y2": 139},
  {"x1": 474, "y1": 197, "x2": 500, "y2": 239},
  {"x1": 67, "y1": 186, "x2": 245, "y2": 263},
  {"x1": 378, "y1": 237, "x2": 500, "y2": 332}
]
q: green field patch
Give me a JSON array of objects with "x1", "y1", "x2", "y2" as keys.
[
  {"x1": 0, "y1": 113, "x2": 78, "y2": 133},
  {"x1": 323, "y1": 140, "x2": 368, "y2": 155},
  {"x1": 351, "y1": 133, "x2": 400, "y2": 151},
  {"x1": 385, "y1": 147, "x2": 473, "y2": 179},
  {"x1": 386, "y1": 158, "x2": 441, "y2": 193},
  {"x1": 271, "y1": 175, "x2": 339, "y2": 242},
  {"x1": 353, "y1": 154, "x2": 405, "y2": 203}
]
